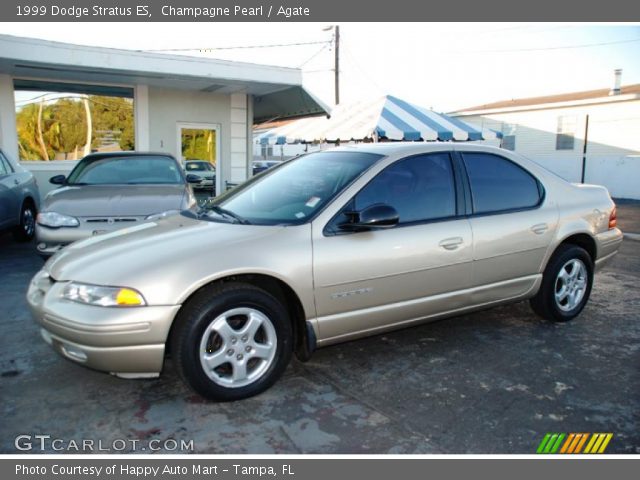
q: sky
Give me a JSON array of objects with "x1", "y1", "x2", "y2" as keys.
[{"x1": 1, "y1": 22, "x2": 639, "y2": 112}]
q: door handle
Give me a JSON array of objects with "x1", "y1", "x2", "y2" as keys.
[
  {"x1": 439, "y1": 237, "x2": 464, "y2": 250},
  {"x1": 14, "y1": 179, "x2": 20, "y2": 185},
  {"x1": 530, "y1": 223, "x2": 548, "y2": 235}
]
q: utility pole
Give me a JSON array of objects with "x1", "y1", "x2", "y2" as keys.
[
  {"x1": 322, "y1": 24, "x2": 340, "y2": 105},
  {"x1": 334, "y1": 25, "x2": 340, "y2": 105}
]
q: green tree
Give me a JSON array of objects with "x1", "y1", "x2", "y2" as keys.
[
  {"x1": 90, "y1": 96, "x2": 134, "y2": 150},
  {"x1": 16, "y1": 94, "x2": 135, "y2": 160},
  {"x1": 50, "y1": 98, "x2": 88, "y2": 159},
  {"x1": 16, "y1": 103, "x2": 55, "y2": 160}
]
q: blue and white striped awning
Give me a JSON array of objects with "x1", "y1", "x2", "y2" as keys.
[{"x1": 255, "y1": 95, "x2": 501, "y2": 145}]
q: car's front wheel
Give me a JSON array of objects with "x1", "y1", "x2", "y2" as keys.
[
  {"x1": 171, "y1": 282, "x2": 292, "y2": 401},
  {"x1": 13, "y1": 200, "x2": 36, "y2": 242},
  {"x1": 530, "y1": 244, "x2": 594, "y2": 322}
]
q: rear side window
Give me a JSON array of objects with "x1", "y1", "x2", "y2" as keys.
[
  {"x1": 462, "y1": 152, "x2": 541, "y2": 214},
  {"x1": 355, "y1": 152, "x2": 456, "y2": 224}
]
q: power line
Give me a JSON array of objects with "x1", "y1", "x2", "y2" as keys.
[
  {"x1": 15, "y1": 92, "x2": 66, "y2": 105},
  {"x1": 302, "y1": 69, "x2": 333, "y2": 74},
  {"x1": 299, "y1": 42, "x2": 331, "y2": 69},
  {"x1": 341, "y1": 40, "x2": 386, "y2": 95},
  {"x1": 142, "y1": 40, "x2": 329, "y2": 53},
  {"x1": 463, "y1": 36, "x2": 640, "y2": 54}
]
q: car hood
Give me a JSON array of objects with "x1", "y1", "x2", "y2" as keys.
[
  {"x1": 44, "y1": 214, "x2": 296, "y2": 304},
  {"x1": 43, "y1": 185, "x2": 187, "y2": 216}
]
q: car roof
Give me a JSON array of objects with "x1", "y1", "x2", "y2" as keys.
[
  {"x1": 80, "y1": 151, "x2": 178, "y2": 162},
  {"x1": 327, "y1": 141, "x2": 506, "y2": 156}
]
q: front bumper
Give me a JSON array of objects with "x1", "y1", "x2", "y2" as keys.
[
  {"x1": 35, "y1": 217, "x2": 148, "y2": 257},
  {"x1": 35, "y1": 224, "x2": 91, "y2": 256},
  {"x1": 27, "y1": 269, "x2": 180, "y2": 375}
]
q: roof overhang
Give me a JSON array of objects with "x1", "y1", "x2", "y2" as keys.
[
  {"x1": 452, "y1": 92, "x2": 640, "y2": 117},
  {"x1": 0, "y1": 34, "x2": 329, "y2": 121}
]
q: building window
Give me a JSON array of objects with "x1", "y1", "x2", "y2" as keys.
[
  {"x1": 501, "y1": 123, "x2": 516, "y2": 151},
  {"x1": 261, "y1": 144, "x2": 273, "y2": 159},
  {"x1": 556, "y1": 115, "x2": 576, "y2": 150}
]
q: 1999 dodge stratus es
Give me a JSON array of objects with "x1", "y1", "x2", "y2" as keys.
[{"x1": 27, "y1": 143, "x2": 623, "y2": 401}]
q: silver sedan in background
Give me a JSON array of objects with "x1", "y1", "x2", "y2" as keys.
[
  {"x1": 35, "y1": 152, "x2": 200, "y2": 257},
  {"x1": 0, "y1": 149, "x2": 40, "y2": 241}
]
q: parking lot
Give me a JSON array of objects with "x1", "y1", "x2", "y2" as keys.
[{"x1": 1, "y1": 204, "x2": 638, "y2": 454}]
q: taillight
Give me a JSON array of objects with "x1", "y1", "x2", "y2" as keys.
[{"x1": 608, "y1": 206, "x2": 617, "y2": 229}]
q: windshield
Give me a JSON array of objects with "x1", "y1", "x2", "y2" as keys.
[
  {"x1": 186, "y1": 162, "x2": 214, "y2": 172},
  {"x1": 67, "y1": 156, "x2": 183, "y2": 185},
  {"x1": 205, "y1": 151, "x2": 382, "y2": 225}
]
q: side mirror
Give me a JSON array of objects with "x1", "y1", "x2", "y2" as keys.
[
  {"x1": 186, "y1": 174, "x2": 203, "y2": 184},
  {"x1": 339, "y1": 204, "x2": 399, "y2": 231},
  {"x1": 49, "y1": 175, "x2": 66, "y2": 185}
]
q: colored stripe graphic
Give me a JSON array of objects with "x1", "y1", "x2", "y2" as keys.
[
  {"x1": 537, "y1": 433, "x2": 565, "y2": 454},
  {"x1": 597, "y1": 433, "x2": 613, "y2": 453},
  {"x1": 575, "y1": 433, "x2": 590, "y2": 453},
  {"x1": 537, "y1": 433, "x2": 552, "y2": 453},
  {"x1": 584, "y1": 434, "x2": 599, "y2": 453},
  {"x1": 567, "y1": 433, "x2": 584, "y2": 453},
  {"x1": 584, "y1": 433, "x2": 614, "y2": 454},
  {"x1": 560, "y1": 433, "x2": 576, "y2": 453},
  {"x1": 538, "y1": 433, "x2": 613, "y2": 454}
]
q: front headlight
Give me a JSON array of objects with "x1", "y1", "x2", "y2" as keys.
[
  {"x1": 145, "y1": 209, "x2": 180, "y2": 221},
  {"x1": 37, "y1": 211, "x2": 79, "y2": 228},
  {"x1": 62, "y1": 282, "x2": 146, "y2": 307}
]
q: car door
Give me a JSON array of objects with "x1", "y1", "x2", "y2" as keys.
[
  {"x1": 0, "y1": 152, "x2": 19, "y2": 229},
  {"x1": 457, "y1": 150, "x2": 558, "y2": 303},
  {"x1": 311, "y1": 151, "x2": 473, "y2": 343}
]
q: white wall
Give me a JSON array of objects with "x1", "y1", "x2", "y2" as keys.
[
  {"x1": 460, "y1": 99, "x2": 640, "y2": 199},
  {"x1": 148, "y1": 87, "x2": 249, "y2": 192},
  {"x1": 230, "y1": 93, "x2": 248, "y2": 184},
  {"x1": 0, "y1": 74, "x2": 18, "y2": 161}
]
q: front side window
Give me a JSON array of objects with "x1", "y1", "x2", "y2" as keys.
[
  {"x1": 462, "y1": 152, "x2": 541, "y2": 214},
  {"x1": 66, "y1": 156, "x2": 183, "y2": 185},
  {"x1": 354, "y1": 152, "x2": 457, "y2": 224},
  {"x1": 209, "y1": 151, "x2": 382, "y2": 225}
]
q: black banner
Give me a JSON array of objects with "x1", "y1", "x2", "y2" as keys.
[
  {"x1": 2, "y1": 0, "x2": 640, "y2": 21},
  {"x1": 3, "y1": 458, "x2": 640, "y2": 480}
]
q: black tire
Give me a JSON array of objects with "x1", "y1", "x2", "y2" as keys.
[
  {"x1": 530, "y1": 244, "x2": 594, "y2": 322},
  {"x1": 170, "y1": 282, "x2": 293, "y2": 401},
  {"x1": 13, "y1": 200, "x2": 36, "y2": 242}
]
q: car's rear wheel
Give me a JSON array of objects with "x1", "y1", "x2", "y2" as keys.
[
  {"x1": 13, "y1": 200, "x2": 36, "y2": 242},
  {"x1": 170, "y1": 282, "x2": 292, "y2": 401},
  {"x1": 530, "y1": 244, "x2": 594, "y2": 322}
]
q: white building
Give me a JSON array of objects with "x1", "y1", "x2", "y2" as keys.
[
  {"x1": 0, "y1": 34, "x2": 326, "y2": 196},
  {"x1": 451, "y1": 77, "x2": 640, "y2": 200}
]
